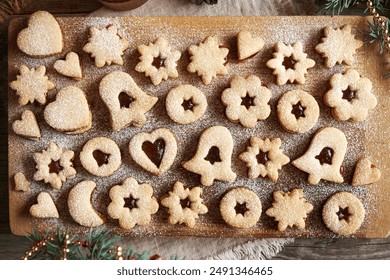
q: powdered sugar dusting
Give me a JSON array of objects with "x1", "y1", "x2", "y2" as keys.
[{"x1": 8, "y1": 16, "x2": 386, "y2": 238}]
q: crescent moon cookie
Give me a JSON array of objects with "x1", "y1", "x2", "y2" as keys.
[
  {"x1": 107, "y1": 177, "x2": 159, "y2": 229},
  {"x1": 30, "y1": 192, "x2": 59, "y2": 219},
  {"x1": 9, "y1": 65, "x2": 55, "y2": 106},
  {"x1": 80, "y1": 137, "x2": 122, "y2": 177},
  {"x1": 292, "y1": 127, "x2": 347, "y2": 185},
  {"x1": 165, "y1": 84, "x2": 207, "y2": 125},
  {"x1": 17, "y1": 11, "x2": 63, "y2": 57},
  {"x1": 99, "y1": 71, "x2": 158, "y2": 131},
  {"x1": 83, "y1": 25, "x2": 129, "y2": 67},
  {"x1": 322, "y1": 192, "x2": 365, "y2": 235},
  {"x1": 129, "y1": 128, "x2": 177, "y2": 176},
  {"x1": 182, "y1": 126, "x2": 236, "y2": 186},
  {"x1": 221, "y1": 75, "x2": 272, "y2": 128},
  {"x1": 239, "y1": 137, "x2": 290, "y2": 182},
  {"x1": 187, "y1": 36, "x2": 229, "y2": 85},
  {"x1": 324, "y1": 69, "x2": 377, "y2": 122},
  {"x1": 33, "y1": 142, "x2": 76, "y2": 190},
  {"x1": 135, "y1": 37, "x2": 181, "y2": 86},
  {"x1": 219, "y1": 187, "x2": 262, "y2": 228},
  {"x1": 161, "y1": 181, "x2": 208, "y2": 228},
  {"x1": 315, "y1": 25, "x2": 363, "y2": 68},
  {"x1": 68, "y1": 180, "x2": 105, "y2": 227},
  {"x1": 266, "y1": 189, "x2": 313, "y2": 232},
  {"x1": 266, "y1": 42, "x2": 315, "y2": 86},
  {"x1": 277, "y1": 89, "x2": 320, "y2": 134}
]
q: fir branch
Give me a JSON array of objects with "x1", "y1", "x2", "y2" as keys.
[
  {"x1": 318, "y1": 0, "x2": 358, "y2": 15},
  {"x1": 84, "y1": 227, "x2": 120, "y2": 260},
  {"x1": 365, "y1": 18, "x2": 389, "y2": 54}
]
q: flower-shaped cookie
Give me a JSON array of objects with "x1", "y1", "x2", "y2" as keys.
[
  {"x1": 315, "y1": 25, "x2": 363, "y2": 68},
  {"x1": 161, "y1": 181, "x2": 208, "y2": 228},
  {"x1": 239, "y1": 137, "x2": 290, "y2": 182},
  {"x1": 324, "y1": 69, "x2": 377, "y2": 122},
  {"x1": 33, "y1": 142, "x2": 76, "y2": 189},
  {"x1": 266, "y1": 189, "x2": 313, "y2": 231},
  {"x1": 107, "y1": 177, "x2": 159, "y2": 229},
  {"x1": 187, "y1": 36, "x2": 229, "y2": 85},
  {"x1": 266, "y1": 42, "x2": 315, "y2": 85},
  {"x1": 221, "y1": 75, "x2": 271, "y2": 128},
  {"x1": 83, "y1": 25, "x2": 129, "y2": 67},
  {"x1": 9, "y1": 65, "x2": 55, "y2": 106},
  {"x1": 135, "y1": 37, "x2": 181, "y2": 86}
]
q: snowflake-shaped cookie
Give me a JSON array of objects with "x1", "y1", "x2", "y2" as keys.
[
  {"x1": 324, "y1": 69, "x2": 377, "y2": 122},
  {"x1": 135, "y1": 37, "x2": 181, "y2": 86},
  {"x1": 266, "y1": 188, "x2": 313, "y2": 231},
  {"x1": 315, "y1": 25, "x2": 363, "y2": 68},
  {"x1": 239, "y1": 137, "x2": 290, "y2": 182},
  {"x1": 33, "y1": 142, "x2": 76, "y2": 189},
  {"x1": 187, "y1": 36, "x2": 229, "y2": 85},
  {"x1": 107, "y1": 177, "x2": 159, "y2": 229},
  {"x1": 83, "y1": 25, "x2": 129, "y2": 67},
  {"x1": 161, "y1": 181, "x2": 208, "y2": 228},
  {"x1": 266, "y1": 42, "x2": 315, "y2": 85},
  {"x1": 221, "y1": 75, "x2": 272, "y2": 128},
  {"x1": 9, "y1": 65, "x2": 55, "y2": 106}
]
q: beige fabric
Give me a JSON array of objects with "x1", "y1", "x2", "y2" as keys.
[{"x1": 89, "y1": 0, "x2": 315, "y2": 260}]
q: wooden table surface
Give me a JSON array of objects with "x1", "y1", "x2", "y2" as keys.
[{"x1": 0, "y1": 0, "x2": 389, "y2": 260}]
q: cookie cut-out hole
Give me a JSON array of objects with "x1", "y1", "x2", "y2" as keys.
[
  {"x1": 124, "y1": 195, "x2": 138, "y2": 210},
  {"x1": 204, "y1": 146, "x2": 222, "y2": 164},
  {"x1": 152, "y1": 55, "x2": 166, "y2": 69},
  {"x1": 241, "y1": 93, "x2": 255, "y2": 109},
  {"x1": 182, "y1": 98, "x2": 196, "y2": 111},
  {"x1": 336, "y1": 207, "x2": 351, "y2": 222},
  {"x1": 48, "y1": 160, "x2": 63, "y2": 174},
  {"x1": 118, "y1": 92, "x2": 134, "y2": 108},
  {"x1": 282, "y1": 56, "x2": 297, "y2": 70},
  {"x1": 180, "y1": 197, "x2": 192, "y2": 209},
  {"x1": 342, "y1": 87, "x2": 356, "y2": 102},
  {"x1": 315, "y1": 147, "x2": 334, "y2": 165},
  {"x1": 234, "y1": 202, "x2": 248, "y2": 215},
  {"x1": 142, "y1": 139, "x2": 166, "y2": 167},
  {"x1": 291, "y1": 101, "x2": 306, "y2": 119},
  {"x1": 92, "y1": 150, "x2": 110, "y2": 167},
  {"x1": 256, "y1": 150, "x2": 269, "y2": 165}
]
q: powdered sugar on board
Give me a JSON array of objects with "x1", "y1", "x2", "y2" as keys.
[{"x1": 8, "y1": 16, "x2": 388, "y2": 237}]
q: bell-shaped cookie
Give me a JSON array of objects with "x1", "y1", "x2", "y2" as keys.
[
  {"x1": 292, "y1": 127, "x2": 347, "y2": 185},
  {"x1": 182, "y1": 126, "x2": 236, "y2": 186}
]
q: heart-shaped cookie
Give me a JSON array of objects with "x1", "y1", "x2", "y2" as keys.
[
  {"x1": 129, "y1": 128, "x2": 177, "y2": 176},
  {"x1": 237, "y1": 30, "x2": 264, "y2": 61},
  {"x1": 30, "y1": 192, "x2": 59, "y2": 218},
  {"x1": 12, "y1": 110, "x2": 41, "y2": 140},
  {"x1": 99, "y1": 71, "x2": 158, "y2": 131},
  {"x1": 14, "y1": 172, "x2": 31, "y2": 192},
  {"x1": 352, "y1": 157, "x2": 381, "y2": 186},
  {"x1": 17, "y1": 11, "x2": 63, "y2": 57},
  {"x1": 44, "y1": 86, "x2": 91, "y2": 134},
  {"x1": 54, "y1": 52, "x2": 82, "y2": 80}
]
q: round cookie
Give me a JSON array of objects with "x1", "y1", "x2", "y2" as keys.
[
  {"x1": 322, "y1": 192, "x2": 365, "y2": 235},
  {"x1": 166, "y1": 84, "x2": 207, "y2": 124},
  {"x1": 220, "y1": 187, "x2": 262, "y2": 228},
  {"x1": 277, "y1": 89, "x2": 319, "y2": 134},
  {"x1": 80, "y1": 137, "x2": 122, "y2": 177}
]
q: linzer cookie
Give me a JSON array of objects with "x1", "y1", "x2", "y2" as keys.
[
  {"x1": 266, "y1": 42, "x2": 315, "y2": 85},
  {"x1": 219, "y1": 187, "x2": 262, "y2": 228},
  {"x1": 352, "y1": 157, "x2": 381, "y2": 186},
  {"x1": 12, "y1": 110, "x2": 41, "y2": 140},
  {"x1": 54, "y1": 52, "x2": 83, "y2": 80},
  {"x1": 221, "y1": 75, "x2": 271, "y2": 128},
  {"x1": 99, "y1": 71, "x2": 158, "y2": 131},
  {"x1": 30, "y1": 192, "x2": 59, "y2": 219},
  {"x1": 161, "y1": 181, "x2": 208, "y2": 228},
  {"x1": 237, "y1": 30, "x2": 264, "y2": 61},
  {"x1": 182, "y1": 126, "x2": 236, "y2": 186},
  {"x1": 135, "y1": 37, "x2": 181, "y2": 86}
]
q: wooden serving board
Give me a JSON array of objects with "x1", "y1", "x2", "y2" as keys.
[{"x1": 8, "y1": 15, "x2": 390, "y2": 238}]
